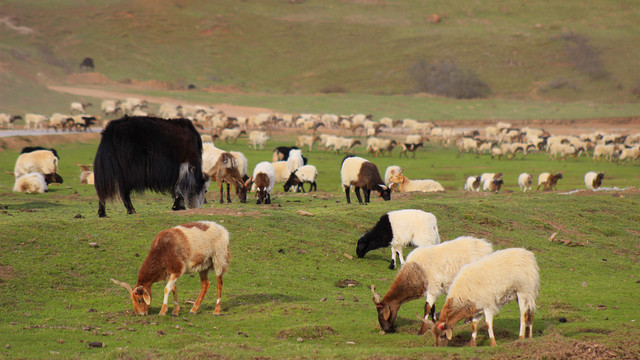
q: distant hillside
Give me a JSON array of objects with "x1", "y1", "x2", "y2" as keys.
[{"x1": 1, "y1": 0, "x2": 639, "y2": 112}]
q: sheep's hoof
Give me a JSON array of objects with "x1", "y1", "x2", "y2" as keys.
[{"x1": 388, "y1": 261, "x2": 396, "y2": 270}]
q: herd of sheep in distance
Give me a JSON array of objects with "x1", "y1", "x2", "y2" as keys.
[{"x1": 3, "y1": 98, "x2": 637, "y2": 347}]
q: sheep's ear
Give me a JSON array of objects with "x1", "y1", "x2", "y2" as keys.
[
  {"x1": 445, "y1": 327, "x2": 453, "y2": 340},
  {"x1": 142, "y1": 289, "x2": 151, "y2": 305},
  {"x1": 381, "y1": 306, "x2": 391, "y2": 321}
]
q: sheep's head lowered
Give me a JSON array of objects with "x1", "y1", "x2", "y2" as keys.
[{"x1": 111, "y1": 278, "x2": 151, "y2": 316}]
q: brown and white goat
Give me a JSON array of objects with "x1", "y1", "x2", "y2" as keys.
[
  {"x1": 76, "y1": 163, "x2": 94, "y2": 185},
  {"x1": 208, "y1": 152, "x2": 247, "y2": 204},
  {"x1": 536, "y1": 172, "x2": 563, "y2": 191},
  {"x1": 111, "y1": 221, "x2": 230, "y2": 316}
]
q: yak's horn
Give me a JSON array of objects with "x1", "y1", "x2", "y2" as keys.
[
  {"x1": 371, "y1": 285, "x2": 381, "y2": 304},
  {"x1": 110, "y1": 278, "x2": 133, "y2": 293}
]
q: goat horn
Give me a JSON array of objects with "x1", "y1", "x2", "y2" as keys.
[
  {"x1": 371, "y1": 285, "x2": 381, "y2": 304},
  {"x1": 110, "y1": 278, "x2": 133, "y2": 293},
  {"x1": 415, "y1": 313, "x2": 435, "y2": 329}
]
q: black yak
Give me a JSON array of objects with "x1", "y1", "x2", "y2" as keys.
[
  {"x1": 94, "y1": 116, "x2": 209, "y2": 217},
  {"x1": 79, "y1": 57, "x2": 95, "y2": 71}
]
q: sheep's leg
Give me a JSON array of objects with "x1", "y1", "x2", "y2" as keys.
[
  {"x1": 485, "y1": 311, "x2": 497, "y2": 346},
  {"x1": 468, "y1": 317, "x2": 480, "y2": 347},
  {"x1": 344, "y1": 186, "x2": 352, "y2": 204},
  {"x1": 525, "y1": 309, "x2": 534, "y2": 338},
  {"x1": 397, "y1": 247, "x2": 406, "y2": 266},
  {"x1": 160, "y1": 275, "x2": 179, "y2": 315},
  {"x1": 265, "y1": 193, "x2": 271, "y2": 204},
  {"x1": 418, "y1": 293, "x2": 438, "y2": 335},
  {"x1": 389, "y1": 248, "x2": 397, "y2": 270},
  {"x1": 190, "y1": 271, "x2": 210, "y2": 314},
  {"x1": 363, "y1": 189, "x2": 371, "y2": 203},
  {"x1": 354, "y1": 187, "x2": 364, "y2": 204},
  {"x1": 299, "y1": 183, "x2": 306, "y2": 193},
  {"x1": 218, "y1": 183, "x2": 225, "y2": 204},
  {"x1": 310, "y1": 181, "x2": 317, "y2": 191},
  {"x1": 226, "y1": 183, "x2": 232, "y2": 203},
  {"x1": 213, "y1": 275, "x2": 223, "y2": 315}
]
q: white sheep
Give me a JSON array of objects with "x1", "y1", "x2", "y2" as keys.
[
  {"x1": 518, "y1": 173, "x2": 533, "y2": 192},
  {"x1": 432, "y1": 248, "x2": 539, "y2": 347},
  {"x1": 384, "y1": 165, "x2": 402, "y2": 186},
  {"x1": 48, "y1": 113, "x2": 73, "y2": 131},
  {"x1": 202, "y1": 143, "x2": 248, "y2": 182},
  {"x1": 371, "y1": 236, "x2": 493, "y2": 334},
  {"x1": 111, "y1": 221, "x2": 230, "y2": 316},
  {"x1": 333, "y1": 137, "x2": 362, "y2": 153},
  {"x1": 388, "y1": 170, "x2": 444, "y2": 193},
  {"x1": 70, "y1": 101, "x2": 92, "y2": 114},
  {"x1": 24, "y1": 113, "x2": 48, "y2": 129},
  {"x1": 14, "y1": 150, "x2": 59, "y2": 177},
  {"x1": 340, "y1": 156, "x2": 390, "y2": 204},
  {"x1": 0, "y1": 113, "x2": 21, "y2": 129},
  {"x1": 219, "y1": 128, "x2": 247, "y2": 144},
  {"x1": 13, "y1": 172, "x2": 48, "y2": 193},
  {"x1": 271, "y1": 161, "x2": 290, "y2": 183},
  {"x1": 464, "y1": 176, "x2": 481, "y2": 192},
  {"x1": 584, "y1": 171, "x2": 604, "y2": 190},
  {"x1": 593, "y1": 144, "x2": 620, "y2": 162},
  {"x1": 366, "y1": 137, "x2": 397, "y2": 157},
  {"x1": 247, "y1": 161, "x2": 275, "y2": 204},
  {"x1": 296, "y1": 135, "x2": 320, "y2": 151},
  {"x1": 618, "y1": 145, "x2": 640, "y2": 164},
  {"x1": 248, "y1": 131, "x2": 269, "y2": 149},
  {"x1": 480, "y1": 173, "x2": 503, "y2": 192},
  {"x1": 286, "y1": 149, "x2": 304, "y2": 174},
  {"x1": 356, "y1": 209, "x2": 440, "y2": 269}
]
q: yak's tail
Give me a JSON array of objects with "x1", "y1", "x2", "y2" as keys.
[{"x1": 93, "y1": 134, "x2": 120, "y2": 203}]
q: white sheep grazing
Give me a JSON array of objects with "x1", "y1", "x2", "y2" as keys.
[
  {"x1": 432, "y1": 248, "x2": 539, "y2": 347},
  {"x1": 388, "y1": 170, "x2": 444, "y2": 193},
  {"x1": 618, "y1": 145, "x2": 640, "y2": 164},
  {"x1": 219, "y1": 128, "x2": 246, "y2": 144},
  {"x1": 333, "y1": 137, "x2": 362, "y2": 153},
  {"x1": 296, "y1": 135, "x2": 320, "y2": 151},
  {"x1": 271, "y1": 161, "x2": 290, "y2": 183},
  {"x1": 247, "y1": 161, "x2": 275, "y2": 204},
  {"x1": 518, "y1": 173, "x2": 533, "y2": 192},
  {"x1": 248, "y1": 131, "x2": 269, "y2": 149},
  {"x1": 370, "y1": 236, "x2": 493, "y2": 334},
  {"x1": 286, "y1": 149, "x2": 304, "y2": 174},
  {"x1": 71, "y1": 102, "x2": 92, "y2": 114},
  {"x1": 24, "y1": 113, "x2": 48, "y2": 129},
  {"x1": 356, "y1": 209, "x2": 441, "y2": 269},
  {"x1": 111, "y1": 221, "x2": 230, "y2": 316},
  {"x1": 464, "y1": 176, "x2": 481, "y2": 192},
  {"x1": 384, "y1": 165, "x2": 402, "y2": 186},
  {"x1": 0, "y1": 113, "x2": 21, "y2": 129},
  {"x1": 13, "y1": 172, "x2": 48, "y2": 193},
  {"x1": 14, "y1": 150, "x2": 59, "y2": 177},
  {"x1": 584, "y1": 171, "x2": 605, "y2": 190},
  {"x1": 593, "y1": 144, "x2": 620, "y2": 162},
  {"x1": 48, "y1": 113, "x2": 72, "y2": 131}
]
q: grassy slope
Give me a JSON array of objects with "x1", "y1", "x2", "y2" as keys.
[
  {"x1": 0, "y1": 135, "x2": 639, "y2": 359},
  {"x1": 1, "y1": 0, "x2": 640, "y2": 115}
]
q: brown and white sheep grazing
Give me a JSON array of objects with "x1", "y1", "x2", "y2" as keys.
[
  {"x1": 584, "y1": 171, "x2": 604, "y2": 190},
  {"x1": 464, "y1": 176, "x2": 481, "y2": 192},
  {"x1": 536, "y1": 172, "x2": 563, "y2": 191},
  {"x1": 518, "y1": 173, "x2": 532, "y2": 192},
  {"x1": 371, "y1": 236, "x2": 493, "y2": 335},
  {"x1": 245, "y1": 161, "x2": 275, "y2": 204},
  {"x1": 111, "y1": 221, "x2": 230, "y2": 316},
  {"x1": 76, "y1": 163, "x2": 94, "y2": 185},
  {"x1": 340, "y1": 156, "x2": 390, "y2": 204},
  {"x1": 208, "y1": 152, "x2": 247, "y2": 204},
  {"x1": 431, "y1": 248, "x2": 539, "y2": 347}
]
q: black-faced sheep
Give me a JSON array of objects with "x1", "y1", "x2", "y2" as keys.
[
  {"x1": 431, "y1": 248, "x2": 539, "y2": 347},
  {"x1": 283, "y1": 165, "x2": 318, "y2": 192},
  {"x1": 0, "y1": 113, "x2": 21, "y2": 129},
  {"x1": 111, "y1": 221, "x2": 230, "y2": 316},
  {"x1": 14, "y1": 148, "x2": 63, "y2": 185},
  {"x1": 371, "y1": 236, "x2": 493, "y2": 334},
  {"x1": 340, "y1": 156, "x2": 390, "y2": 204},
  {"x1": 356, "y1": 209, "x2": 440, "y2": 270}
]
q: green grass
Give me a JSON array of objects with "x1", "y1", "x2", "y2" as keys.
[{"x1": 0, "y1": 135, "x2": 639, "y2": 359}]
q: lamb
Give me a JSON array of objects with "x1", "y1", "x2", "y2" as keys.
[
  {"x1": 296, "y1": 135, "x2": 321, "y2": 151},
  {"x1": 12, "y1": 172, "x2": 48, "y2": 193},
  {"x1": 246, "y1": 161, "x2": 275, "y2": 204},
  {"x1": 14, "y1": 148, "x2": 61, "y2": 179},
  {"x1": 388, "y1": 170, "x2": 445, "y2": 193},
  {"x1": 219, "y1": 128, "x2": 247, "y2": 144},
  {"x1": 71, "y1": 101, "x2": 92, "y2": 114},
  {"x1": 584, "y1": 171, "x2": 605, "y2": 190},
  {"x1": 208, "y1": 152, "x2": 247, "y2": 204},
  {"x1": 340, "y1": 156, "x2": 391, "y2": 204},
  {"x1": 248, "y1": 131, "x2": 269, "y2": 149},
  {"x1": 0, "y1": 113, "x2": 21, "y2": 129},
  {"x1": 464, "y1": 176, "x2": 481, "y2": 192},
  {"x1": 370, "y1": 236, "x2": 493, "y2": 334},
  {"x1": 283, "y1": 165, "x2": 318, "y2": 192},
  {"x1": 480, "y1": 173, "x2": 503, "y2": 192},
  {"x1": 286, "y1": 149, "x2": 304, "y2": 174},
  {"x1": 518, "y1": 173, "x2": 532, "y2": 192},
  {"x1": 111, "y1": 221, "x2": 230, "y2": 316},
  {"x1": 333, "y1": 137, "x2": 362, "y2": 153},
  {"x1": 366, "y1": 138, "x2": 398, "y2": 157},
  {"x1": 76, "y1": 163, "x2": 95, "y2": 185},
  {"x1": 384, "y1": 165, "x2": 402, "y2": 186},
  {"x1": 399, "y1": 143, "x2": 423, "y2": 158},
  {"x1": 537, "y1": 172, "x2": 563, "y2": 191},
  {"x1": 24, "y1": 113, "x2": 47, "y2": 129},
  {"x1": 356, "y1": 209, "x2": 440, "y2": 270},
  {"x1": 431, "y1": 248, "x2": 539, "y2": 347}
]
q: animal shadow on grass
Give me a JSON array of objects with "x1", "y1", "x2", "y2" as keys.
[
  {"x1": 7, "y1": 201, "x2": 65, "y2": 211},
  {"x1": 441, "y1": 318, "x2": 545, "y2": 347},
  {"x1": 225, "y1": 293, "x2": 301, "y2": 309}
]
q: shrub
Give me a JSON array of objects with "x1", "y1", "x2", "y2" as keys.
[
  {"x1": 560, "y1": 32, "x2": 609, "y2": 80},
  {"x1": 408, "y1": 60, "x2": 490, "y2": 99},
  {"x1": 632, "y1": 78, "x2": 640, "y2": 99}
]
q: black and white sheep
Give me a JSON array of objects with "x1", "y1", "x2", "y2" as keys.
[
  {"x1": 356, "y1": 209, "x2": 440, "y2": 269},
  {"x1": 283, "y1": 165, "x2": 318, "y2": 192},
  {"x1": 111, "y1": 221, "x2": 230, "y2": 316},
  {"x1": 340, "y1": 156, "x2": 390, "y2": 204}
]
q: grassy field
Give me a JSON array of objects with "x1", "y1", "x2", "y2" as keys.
[{"x1": 1, "y1": 133, "x2": 639, "y2": 359}]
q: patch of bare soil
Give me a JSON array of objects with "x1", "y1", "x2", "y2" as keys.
[
  {"x1": 0, "y1": 133, "x2": 100, "y2": 152},
  {"x1": 65, "y1": 72, "x2": 116, "y2": 85},
  {"x1": 0, "y1": 265, "x2": 16, "y2": 282},
  {"x1": 497, "y1": 332, "x2": 630, "y2": 360},
  {"x1": 177, "y1": 208, "x2": 262, "y2": 217}
]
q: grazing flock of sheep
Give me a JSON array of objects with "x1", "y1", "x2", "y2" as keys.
[{"x1": 3, "y1": 106, "x2": 636, "y2": 348}]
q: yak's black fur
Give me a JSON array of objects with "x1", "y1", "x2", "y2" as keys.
[
  {"x1": 94, "y1": 116, "x2": 208, "y2": 217},
  {"x1": 21, "y1": 146, "x2": 59, "y2": 159},
  {"x1": 356, "y1": 213, "x2": 393, "y2": 259}
]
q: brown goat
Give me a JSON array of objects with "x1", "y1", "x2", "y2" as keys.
[
  {"x1": 111, "y1": 221, "x2": 230, "y2": 316},
  {"x1": 75, "y1": 163, "x2": 94, "y2": 185},
  {"x1": 208, "y1": 152, "x2": 247, "y2": 204}
]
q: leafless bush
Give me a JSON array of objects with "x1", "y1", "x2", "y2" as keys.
[
  {"x1": 540, "y1": 78, "x2": 578, "y2": 93},
  {"x1": 319, "y1": 84, "x2": 348, "y2": 94},
  {"x1": 632, "y1": 78, "x2": 640, "y2": 99},
  {"x1": 561, "y1": 32, "x2": 608, "y2": 80},
  {"x1": 408, "y1": 60, "x2": 489, "y2": 99}
]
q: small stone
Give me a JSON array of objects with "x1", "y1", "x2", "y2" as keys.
[
  {"x1": 57, "y1": 339, "x2": 64, "y2": 344},
  {"x1": 87, "y1": 309, "x2": 97, "y2": 313},
  {"x1": 87, "y1": 341, "x2": 104, "y2": 348},
  {"x1": 319, "y1": 297, "x2": 327, "y2": 302},
  {"x1": 346, "y1": 341, "x2": 356, "y2": 345},
  {"x1": 88, "y1": 242, "x2": 99, "y2": 248},
  {"x1": 296, "y1": 337, "x2": 303, "y2": 342},
  {"x1": 6, "y1": 344, "x2": 10, "y2": 349},
  {"x1": 582, "y1": 281, "x2": 588, "y2": 287},
  {"x1": 559, "y1": 317, "x2": 567, "y2": 323},
  {"x1": 336, "y1": 296, "x2": 345, "y2": 301}
]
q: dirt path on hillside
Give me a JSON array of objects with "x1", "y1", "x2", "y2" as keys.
[{"x1": 47, "y1": 85, "x2": 274, "y2": 117}]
